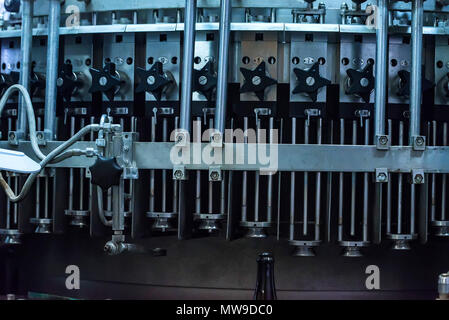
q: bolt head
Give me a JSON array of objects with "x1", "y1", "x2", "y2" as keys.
[
  {"x1": 306, "y1": 76, "x2": 316, "y2": 87},
  {"x1": 210, "y1": 171, "x2": 219, "y2": 181},
  {"x1": 147, "y1": 75, "x2": 155, "y2": 85},
  {"x1": 416, "y1": 136, "x2": 424, "y2": 146},
  {"x1": 99, "y1": 76, "x2": 108, "y2": 86},
  {"x1": 360, "y1": 77, "x2": 369, "y2": 88},
  {"x1": 377, "y1": 173, "x2": 387, "y2": 182},
  {"x1": 252, "y1": 75, "x2": 261, "y2": 86},
  {"x1": 414, "y1": 174, "x2": 424, "y2": 184},
  {"x1": 56, "y1": 77, "x2": 64, "y2": 87},
  {"x1": 198, "y1": 75, "x2": 208, "y2": 86},
  {"x1": 174, "y1": 170, "x2": 183, "y2": 179},
  {"x1": 379, "y1": 136, "x2": 388, "y2": 145}
]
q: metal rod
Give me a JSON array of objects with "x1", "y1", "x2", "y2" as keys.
[
  {"x1": 338, "y1": 119, "x2": 344, "y2": 241},
  {"x1": 409, "y1": 0, "x2": 424, "y2": 141},
  {"x1": 398, "y1": 121, "x2": 404, "y2": 233},
  {"x1": 17, "y1": 0, "x2": 34, "y2": 133},
  {"x1": 44, "y1": 175, "x2": 49, "y2": 219},
  {"x1": 326, "y1": 120, "x2": 334, "y2": 242},
  {"x1": 195, "y1": 117, "x2": 201, "y2": 214},
  {"x1": 277, "y1": 118, "x2": 283, "y2": 240},
  {"x1": 69, "y1": 117, "x2": 75, "y2": 211},
  {"x1": 290, "y1": 118, "x2": 296, "y2": 241},
  {"x1": 149, "y1": 115, "x2": 156, "y2": 212},
  {"x1": 214, "y1": 0, "x2": 232, "y2": 134},
  {"x1": 363, "y1": 118, "x2": 369, "y2": 242},
  {"x1": 431, "y1": 121, "x2": 436, "y2": 222},
  {"x1": 44, "y1": 0, "x2": 61, "y2": 140},
  {"x1": 374, "y1": 0, "x2": 388, "y2": 136},
  {"x1": 387, "y1": 119, "x2": 392, "y2": 233},
  {"x1": 266, "y1": 117, "x2": 274, "y2": 223},
  {"x1": 350, "y1": 120, "x2": 357, "y2": 236},
  {"x1": 254, "y1": 118, "x2": 261, "y2": 222},
  {"x1": 241, "y1": 117, "x2": 248, "y2": 222},
  {"x1": 79, "y1": 118, "x2": 85, "y2": 209},
  {"x1": 162, "y1": 117, "x2": 168, "y2": 212},
  {"x1": 443, "y1": 122, "x2": 448, "y2": 221},
  {"x1": 179, "y1": 0, "x2": 197, "y2": 133},
  {"x1": 315, "y1": 118, "x2": 322, "y2": 241},
  {"x1": 303, "y1": 119, "x2": 309, "y2": 236}
]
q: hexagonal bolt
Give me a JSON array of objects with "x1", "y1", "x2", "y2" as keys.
[
  {"x1": 415, "y1": 136, "x2": 425, "y2": 146},
  {"x1": 210, "y1": 171, "x2": 220, "y2": 181},
  {"x1": 414, "y1": 174, "x2": 424, "y2": 184},
  {"x1": 377, "y1": 172, "x2": 387, "y2": 182},
  {"x1": 378, "y1": 136, "x2": 388, "y2": 145},
  {"x1": 8, "y1": 132, "x2": 15, "y2": 140},
  {"x1": 174, "y1": 170, "x2": 184, "y2": 180}
]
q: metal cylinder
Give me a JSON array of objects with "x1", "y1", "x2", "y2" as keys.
[
  {"x1": 179, "y1": 0, "x2": 197, "y2": 132},
  {"x1": 44, "y1": 0, "x2": 61, "y2": 140},
  {"x1": 409, "y1": 0, "x2": 424, "y2": 141},
  {"x1": 17, "y1": 0, "x2": 34, "y2": 133},
  {"x1": 214, "y1": 0, "x2": 232, "y2": 134},
  {"x1": 374, "y1": 0, "x2": 388, "y2": 136}
]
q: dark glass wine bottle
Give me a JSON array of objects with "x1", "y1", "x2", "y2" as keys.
[{"x1": 253, "y1": 252, "x2": 277, "y2": 300}]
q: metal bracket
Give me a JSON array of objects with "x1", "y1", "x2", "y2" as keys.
[
  {"x1": 36, "y1": 131, "x2": 47, "y2": 146},
  {"x1": 8, "y1": 130, "x2": 24, "y2": 146},
  {"x1": 175, "y1": 130, "x2": 189, "y2": 148},
  {"x1": 375, "y1": 168, "x2": 389, "y2": 183},
  {"x1": 412, "y1": 135, "x2": 426, "y2": 151},
  {"x1": 411, "y1": 169, "x2": 425, "y2": 185},
  {"x1": 210, "y1": 131, "x2": 223, "y2": 148},
  {"x1": 115, "y1": 132, "x2": 138, "y2": 179},
  {"x1": 354, "y1": 109, "x2": 370, "y2": 127},
  {"x1": 173, "y1": 165, "x2": 187, "y2": 180},
  {"x1": 376, "y1": 134, "x2": 390, "y2": 150}
]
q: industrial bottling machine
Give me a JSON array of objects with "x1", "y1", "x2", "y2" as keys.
[{"x1": 0, "y1": 0, "x2": 449, "y2": 300}]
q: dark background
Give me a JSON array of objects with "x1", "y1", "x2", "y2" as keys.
[{"x1": 1, "y1": 230, "x2": 448, "y2": 300}]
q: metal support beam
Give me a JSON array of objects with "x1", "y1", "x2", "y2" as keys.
[
  {"x1": 214, "y1": 0, "x2": 232, "y2": 134},
  {"x1": 17, "y1": 0, "x2": 34, "y2": 135},
  {"x1": 179, "y1": 0, "x2": 197, "y2": 133},
  {"x1": 44, "y1": 0, "x2": 61, "y2": 140},
  {"x1": 374, "y1": 0, "x2": 388, "y2": 137},
  {"x1": 409, "y1": 0, "x2": 424, "y2": 143}
]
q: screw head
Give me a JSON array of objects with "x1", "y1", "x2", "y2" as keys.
[
  {"x1": 306, "y1": 76, "x2": 316, "y2": 87},
  {"x1": 360, "y1": 77, "x2": 369, "y2": 88},
  {"x1": 414, "y1": 174, "x2": 424, "y2": 184},
  {"x1": 210, "y1": 171, "x2": 220, "y2": 181},
  {"x1": 99, "y1": 76, "x2": 108, "y2": 86},
  {"x1": 56, "y1": 77, "x2": 64, "y2": 87},
  {"x1": 377, "y1": 172, "x2": 387, "y2": 182},
  {"x1": 174, "y1": 170, "x2": 184, "y2": 179},
  {"x1": 147, "y1": 75, "x2": 155, "y2": 85},
  {"x1": 379, "y1": 136, "x2": 388, "y2": 145},
  {"x1": 415, "y1": 136, "x2": 424, "y2": 146},
  {"x1": 198, "y1": 75, "x2": 208, "y2": 86},
  {"x1": 252, "y1": 75, "x2": 261, "y2": 86}
]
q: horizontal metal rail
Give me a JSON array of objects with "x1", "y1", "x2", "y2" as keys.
[
  {"x1": 2, "y1": 141, "x2": 449, "y2": 173},
  {"x1": 0, "y1": 23, "x2": 448, "y2": 39}
]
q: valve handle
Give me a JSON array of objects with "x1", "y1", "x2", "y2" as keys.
[
  {"x1": 57, "y1": 62, "x2": 83, "y2": 102},
  {"x1": 89, "y1": 156, "x2": 123, "y2": 190},
  {"x1": 89, "y1": 62, "x2": 123, "y2": 101},
  {"x1": 240, "y1": 61, "x2": 277, "y2": 101},
  {"x1": 396, "y1": 69, "x2": 435, "y2": 98},
  {"x1": 292, "y1": 62, "x2": 331, "y2": 102},
  {"x1": 136, "y1": 61, "x2": 172, "y2": 101},
  {"x1": 193, "y1": 60, "x2": 217, "y2": 101},
  {"x1": 345, "y1": 61, "x2": 375, "y2": 104}
]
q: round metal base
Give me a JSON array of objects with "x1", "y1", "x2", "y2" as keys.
[
  {"x1": 240, "y1": 221, "x2": 271, "y2": 238},
  {"x1": 152, "y1": 218, "x2": 173, "y2": 232},
  {"x1": 387, "y1": 234, "x2": 416, "y2": 251},
  {"x1": 197, "y1": 219, "x2": 221, "y2": 233},
  {"x1": 339, "y1": 241, "x2": 369, "y2": 257},
  {"x1": 289, "y1": 240, "x2": 320, "y2": 257},
  {"x1": 432, "y1": 221, "x2": 449, "y2": 237},
  {"x1": 29, "y1": 218, "x2": 52, "y2": 234},
  {"x1": 245, "y1": 227, "x2": 268, "y2": 238},
  {"x1": 194, "y1": 214, "x2": 225, "y2": 233},
  {"x1": 0, "y1": 229, "x2": 22, "y2": 245},
  {"x1": 65, "y1": 210, "x2": 90, "y2": 228}
]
